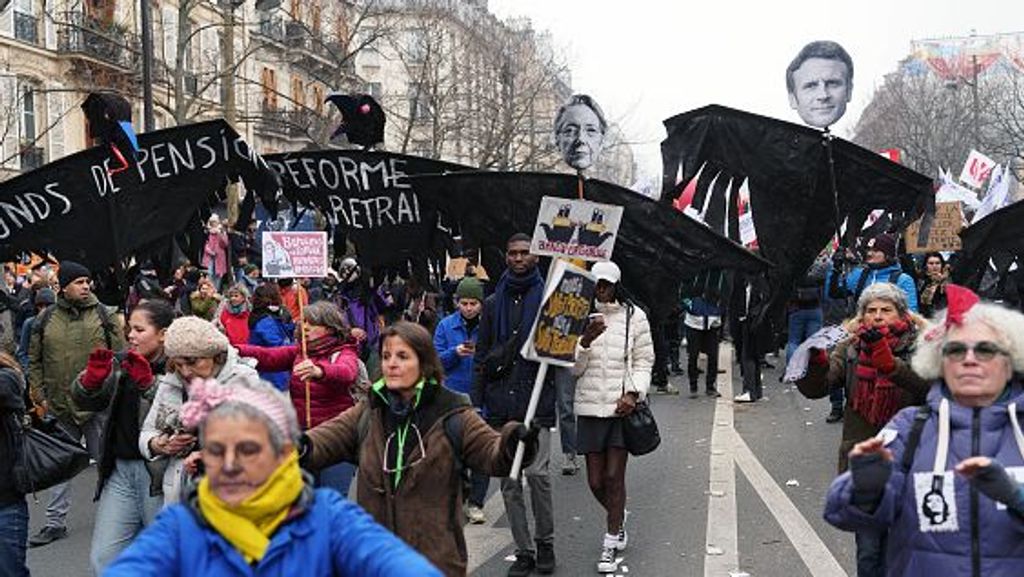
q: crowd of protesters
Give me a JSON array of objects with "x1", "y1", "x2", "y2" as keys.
[{"x1": 2, "y1": 216, "x2": 1024, "y2": 577}]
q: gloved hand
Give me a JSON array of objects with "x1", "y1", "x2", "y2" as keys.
[
  {"x1": 866, "y1": 331, "x2": 896, "y2": 374},
  {"x1": 81, "y1": 348, "x2": 115, "y2": 390},
  {"x1": 506, "y1": 421, "x2": 542, "y2": 466},
  {"x1": 121, "y1": 350, "x2": 154, "y2": 389},
  {"x1": 860, "y1": 327, "x2": 885, "y2": 344},
  {"x1": 961, "y1": 458, "x2": 1024, "y2": 513},
  {"x1": 850, "y1": 452, "x2": 893, "y2": 511}
]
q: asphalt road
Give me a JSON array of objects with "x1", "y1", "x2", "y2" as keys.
[{"x1": 26, "y1": 347, "x2": 857, "y2": 577}]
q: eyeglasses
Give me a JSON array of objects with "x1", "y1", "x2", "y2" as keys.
[
  {"x1": 941, "y1": 341, "x2": 1008, "y2": 362},
  {"x1": 381, "y1": 424, "x2": 426, "y2": 474}
]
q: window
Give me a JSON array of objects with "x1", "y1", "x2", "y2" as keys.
[
  {"x1": 405, "y1": 29, "x2": 427, "y2": 63},
  {"x1": 291, "y1": 76, "x2": 305, "y2": 111},
  {"x1": 310, "y1": 1, "x2": 321, "y2": 36},
  {"x1": 408, "y1": 83, "x2": 430, "y2": 122},
  {"x1": 289, "y1": 0, "x2": 301, "y2": 22},
  {"x1": 367, "y1": 82, "x2": 382, "y2": 101},
  {"x1": 312, "y1": 84, "x2": 324, "y2": 115},
  {"x1": 261, "y1": 67, "x2": 278, "y2": 111},
  {"x1": 21, "y1": 86, "x2": 36, "y2": 143},
  {"x1": 13, "y1": 0, "x2": 38, "y2": 45}
]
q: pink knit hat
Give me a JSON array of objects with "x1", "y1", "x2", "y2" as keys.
[{"x1": 180, "y1": 377, "x2": 293, "y2": 440}]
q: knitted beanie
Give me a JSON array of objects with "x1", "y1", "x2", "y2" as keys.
[
  {"x1": 455, "y1": 277, "x2": 484, "y2": 302},
  {"x1": 164, "y1": 316, "x2": 230, "y2": 358},
  {"x1": 57, "y1": 260, "x2": 91, "y2": 288}
]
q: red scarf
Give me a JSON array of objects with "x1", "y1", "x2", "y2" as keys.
[
  {"x1": 305, "y1": 334, "x2": 346, "y2": 359},
  {"x1": 850, "y1": 319, "x2": 910, "y2": 427}
]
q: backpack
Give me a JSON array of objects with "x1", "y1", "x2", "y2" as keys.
[
  {"x1": 852, "y1": 267, "x2": 903, "y2": 301},
  {"x1": 33, "y1": 303, "x2": 118, "y2": 351},
  {"x1": 900, "y1": 404, "x2": 932, "y2": 475}
]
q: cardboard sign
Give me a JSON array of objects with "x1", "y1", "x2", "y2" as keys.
[
  {"x1": 522, "y1": 259, "x2": 596, "y2": 367},
  {"x1": 959, "y1": 149, "x2": 996, "y2": 189},
  {"x1": 261, "y1": 231, "x2": 328, "y2": 278},
  {"x1": 904, "y1": 201, "x2": 963, "y2": 253},
  {"x1": 530, "y1": 196, "x2": 623, "y2": 261}
]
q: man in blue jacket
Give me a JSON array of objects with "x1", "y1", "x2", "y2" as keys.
[
  {"x1": 435, "y1": 276, "x2": 490, "y2": 523},
  {"x1": 833, "y1": 233, "x2": 918, "y2": 313}
]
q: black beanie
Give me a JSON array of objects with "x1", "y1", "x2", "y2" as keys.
[{"x1": 58, "y1": 260, "x2": 91, "y2": 289}]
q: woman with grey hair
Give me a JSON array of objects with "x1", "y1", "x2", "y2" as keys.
[
  {"x1": 825, "y1": 285, "x2": 1024, "y2": 576},
  {"x1": 105, "y1": 376, "x2": 441, "y2": 576},
  {"x1": 554, "y1": 94, "x2": 607, "y2": 171},
  {"x1": 797, "y1": 282, "x2": 930, "y2": 577},
  {"x1": 237, "y1": 300, "x2": 360, "y2": 496}
]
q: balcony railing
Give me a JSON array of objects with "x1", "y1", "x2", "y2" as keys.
[
  {"x1": 56, "y1": 12, "x2": 138, "y2": 71},
  {"x1": 19, "y1": 146, "x2": 44, "y2": 171},
  {"x1": 14, "y1": 11, "x2": 40, "y2": 45},
  {"x1": 257, "y1": 16, "x2": 285, "y2": 43}
]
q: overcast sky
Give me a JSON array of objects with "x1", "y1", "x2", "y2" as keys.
[{"x1": 489, "y1": 0, "x2": 1024, "y2": 181}]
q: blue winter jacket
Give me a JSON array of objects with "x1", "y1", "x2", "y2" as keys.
[
  {"x1": 825, "y1": 384, "x2": 1024, "y2": 577},
  {"x1": 248, "y1": 314, "x2": 293, "y2": 391},
  {"x1": 843, "y1": 263, "x2": 919, "y2": 313},
  {"x1": 434, "y1": 311, "x2": 478, "y2": 397},
  {"x1": 103, "y1": 488, "x2": 441, "y2": 577}
]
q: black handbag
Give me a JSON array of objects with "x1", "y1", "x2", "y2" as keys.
[
  {"x1": 619, "y1": 303, "x2": 661, "y2": 456},
  {"x1": 12, "y1": 411, "x2": 92, "y2": 494}
]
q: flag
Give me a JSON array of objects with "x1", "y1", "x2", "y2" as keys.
[{"x1": 972, "y1": 164, "x2": 1011, "y2": 224}]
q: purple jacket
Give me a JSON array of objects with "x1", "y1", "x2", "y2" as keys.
[{"x1": 825, "y1": 383, "x2": 1024, "y2": 576}]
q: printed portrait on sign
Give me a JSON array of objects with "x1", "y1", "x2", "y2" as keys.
[
  {"x1": 786, "y1": 40, "x2": 853, "y2": 129},
  {"x1": 554, "y1": 94, "x2": 607, "y2": 171}
]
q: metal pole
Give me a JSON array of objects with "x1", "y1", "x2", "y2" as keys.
[{"x1": 140, "y1": 0, "x2": 155, "y2": 132}]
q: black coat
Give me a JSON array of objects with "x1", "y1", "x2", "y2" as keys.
[{"x1": 0, "y1": 367, "x2": 25, "y2": 504}]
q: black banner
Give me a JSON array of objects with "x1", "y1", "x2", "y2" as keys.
[
  {"x1": 0, "y1": 119, "x2": 280, "y2": 271},
  {"x1": 265, "y1": 150, "x2": 470, "y2": 267}
]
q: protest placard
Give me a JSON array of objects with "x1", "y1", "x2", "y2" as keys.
[
  {"x1": 261, "y1": 231, "x2": 328, "y2": 278},
  {"x1": 530, "y1": 196, "x2": 623, "y2": 261},
  {"x1": 521, "y1": 259, "x2": 596, "y2": 367},
  {"x1": 904, "y1": 201, "x2": 962, "y2": 253}
]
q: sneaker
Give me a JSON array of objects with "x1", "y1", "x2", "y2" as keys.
[
  {"x1": 826, "y1": 408, "x2": 844, "y2": 423},
  {"x1": 652, "y1": 383, "x2": 680, "y2": 395},
  {"x1": 508, "y1": 553, "x2": 535, "y2": 577},
  {"x1": 535, "y1": 541, "x2": 555, "y2": 574},
  {"x1": 28, "y1": 526, "x2": 68, "y2": 548},
  {"x1": 689, "y1": 387, "x2": 699, "y2": 399},
  {"x1": 561, "y1": 453, "x2": 579, "y2": 476},
  {"x1": 615, "y1": 527, "x2": 629, "y2": 551},
  {"x1": 597, "y1": 535, "x2": 621, "y2": 573},
  {"x1": 706, "y1": 388, "x2": 722, "y2": 398},
  {"x1": 465, "y1": 504, "x2": 486, "y2": 524},
  {"x1": 734, "y1": 392, "x2": 754, "y2": 403}
]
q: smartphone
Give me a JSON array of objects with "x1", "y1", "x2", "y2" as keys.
[{"x1": 462, "y1": 341, "x2": 476, "y2": 351}]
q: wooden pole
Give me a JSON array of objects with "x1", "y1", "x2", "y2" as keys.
[
  {"x1": 298, "y1": 283, "x2": 310, "y2": 428},
  {"x1": 576, "y1": 171, "x2": 584, "y2": 199}
]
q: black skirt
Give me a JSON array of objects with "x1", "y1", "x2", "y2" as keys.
[{"x1": 575, "y1": 415, "x2": 627, "y2": 454}]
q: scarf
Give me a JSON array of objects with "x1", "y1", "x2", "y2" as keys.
[
  {"x1": 197, "y1": 450, "x2": 304, "y2": 564},
  {"x1": 305, "y1": 333, "x2": 345, "y2": 359},
  {"x1": 851, "y1": 319, "x2": 910, "y2": 427},
  {"x1": 492, "y1": 268, "x2": 543, "y2": 340}
]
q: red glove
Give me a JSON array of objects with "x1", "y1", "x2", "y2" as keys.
[
  {"x1": 870, "y1": 339, "x2": 896, "y2": 374},
  {"x1": 81, "y1": 348, "x2": 115, "y2": 390},
  {"x1": 809, "y1": 348, "x2": 829, "y2": 367},
  {"x1": 121, "y1": 350, "x2": 154, "y2": 389}
]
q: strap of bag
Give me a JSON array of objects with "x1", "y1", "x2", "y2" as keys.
[
  {"x1": 621, "y1": 303, "x2": 634, "y2": 397},
  {"x1": 900, "y1": 404, "x2": 932, "y2": 475},
  {"x1": 853, "y1": 267, "x2": 871, "y2": 300}
]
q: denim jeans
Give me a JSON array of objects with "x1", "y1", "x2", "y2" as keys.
[
  {"x1": 785, "y1": 307, "x2": 823, "y2": 364},
  {"x1": 317, "y1": 461, "x2": 356, "y2": 499},
  {"x1": 90, "y1": 459, "x2": 164, "y2": 575},
  {"x1": 855, "y1": 529, "x2": 887, "y2": 577},
  {"x1": 468, "y1": 470, "x2": 489, "y2": 508},
  {"x1": 500, "y1": 427, "x2": 553, "y2": 554},
  {"x1": 0, "y1": 500, "x2": 28, "y2": 577},
  {"x1": 553, "y1": 367, "x2": 577, "y2": 456},
  {"x1": 46, "y1": 415, "x2": 104, "y2": 530}
]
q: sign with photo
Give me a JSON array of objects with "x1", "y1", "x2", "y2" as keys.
[
  {"x1": 959, "y1": 149, "x2": 996, "y2": 189},
  {"x1": 261, "y1": 231, "x2": 328, "y2": 278},
  {"x1": 522, "y1": 259, "x2": 596, "y2": 367},
  {"x1": 530, "y1": 196, "x2": 623, "y2": 261},
  {"x1": 905, "y1": 201, "x2": 963, "y2": 253}
]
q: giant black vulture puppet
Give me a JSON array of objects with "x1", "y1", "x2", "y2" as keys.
[
  {"x1": 660, "y1": 104, "x2": 932, "y2": 323},
  {"x1": 81, "y1": 92, "x2": 139, "y2": 176}
]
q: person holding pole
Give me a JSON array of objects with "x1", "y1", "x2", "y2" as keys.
[
  {"x1": 237, "y1": 301, "x2": 360, "y2": 497},
  {"x1": 473, "y1": 233, "x2": 558, "y2": 577}
]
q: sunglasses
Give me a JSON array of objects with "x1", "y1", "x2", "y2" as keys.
[{"x1": 941, "y1": 341, "x2": 1008, "y2": 362}]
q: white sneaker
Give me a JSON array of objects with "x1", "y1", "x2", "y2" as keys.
[
  {"x1": 597, "y1": 535, "x2": 620, "y2": 573},
  {"x1": 615, "y1": 509, "x2": 629, "y2": 550},
  {"x1": 464, "y1": 504, "x2": 486, "y2": 525},
  {"x1": 734, "y1": 392, "x2": 754, "y2": 403}
]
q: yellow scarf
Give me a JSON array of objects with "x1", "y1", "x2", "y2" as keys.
[{"x1": 197, "y1": 450, "x2": 304, "y2": 564}]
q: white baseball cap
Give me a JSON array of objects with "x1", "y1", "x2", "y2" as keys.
[{"x1": 591, "y1": 261, "x2": 621, "y2": 284}]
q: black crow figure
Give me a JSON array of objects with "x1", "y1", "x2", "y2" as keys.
[
  {"x1": 81, "y1": 92, "x2": 139, "y2": 176},
  {"x1": 325, "y1": 93, "x2": 385, "y2": 149}
]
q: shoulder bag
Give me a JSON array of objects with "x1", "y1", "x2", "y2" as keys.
[{"x1": 619, "y1": 303, "x2": 660, "y2": 456}]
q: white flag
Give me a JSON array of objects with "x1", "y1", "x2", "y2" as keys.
[
  {"x1": 960, "y1": 149, "x2": 997, "y2": 188},
  {"x1": 972, "y1": 164, "x2": 1010, "y2": 224}
]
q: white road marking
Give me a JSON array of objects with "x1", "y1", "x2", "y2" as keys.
[
  {"x1": 704, "y1": 348, "x2": 740, "y2": 576},
  {"x1": 466, "y1": 485, "x2": 513, "y2": 573}
]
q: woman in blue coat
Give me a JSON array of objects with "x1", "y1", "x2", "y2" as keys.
[
  {"x1": 104, "y1": 375, "x2": 439, "y2": 576},
  {"x1": 825, "y1": 286, "x2": 1024, "y2": 577},
  {"x1": 248, "y1": 284, "x2": 293, "y2": 391}
]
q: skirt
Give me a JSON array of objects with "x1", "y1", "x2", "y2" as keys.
[{"x1": 575, "y1": 415, "x2": 626, "y2": 454}]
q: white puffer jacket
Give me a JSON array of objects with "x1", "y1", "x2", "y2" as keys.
[{"x1": 572, "y1": 300, "x2": 655, "y2": 418}]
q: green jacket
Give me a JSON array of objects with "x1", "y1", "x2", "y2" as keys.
[{"x1": 29, "y1": 294, "x2": 124, "y2": 424}]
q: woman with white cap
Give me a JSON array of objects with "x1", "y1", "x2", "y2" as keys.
[
  {"x1": 573, "y1": 261, "x2": 655, "y2": 573},
  {"x1": 825, "y1": 285, "x2": 1024, "y2": 576},
  {"x1": 139, "y1": 316, "x2": 259, "y2": 503}
]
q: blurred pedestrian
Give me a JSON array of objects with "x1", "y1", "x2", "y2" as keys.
[
  {"x1": 0, "y1": 354, "x2": 29, "y2": 577},
  {"x1": 248, "y1": 284, "x2": 294, "y2": 392}
]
